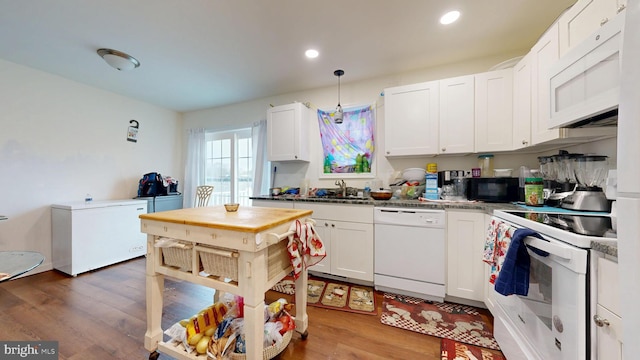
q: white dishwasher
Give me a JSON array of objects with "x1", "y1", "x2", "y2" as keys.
[{"x1": 374, "y1": 207, "x2": 446, "y2": 302}]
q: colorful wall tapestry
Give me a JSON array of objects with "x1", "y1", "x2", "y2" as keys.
[{"x1": 317, "y1": 105, "x2": 375, "y2": 174}]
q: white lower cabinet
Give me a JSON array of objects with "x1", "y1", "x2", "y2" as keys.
[
  {"x1": 52, "y1": 199, "x2": 148, "y2": 276},
  {"x1": 596, "y1": 257, "x2": 623, "y2": 359},
  {"x1": 446, "y1": 210, "x2": 486, "y2": 302},
  {"x1": 251, "y1": 199, "x2": 294, "y2": 209},
  {"x1": 294, "y1": 203, "x2": 374, "y2": 282}
]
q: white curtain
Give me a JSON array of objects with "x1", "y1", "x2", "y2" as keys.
[
  {"x1": 252, "y1": 119, "x2": 270, "y2": 196},
  {"x1": 184, "y1": 128, "x2": 206, "y2": 207}
]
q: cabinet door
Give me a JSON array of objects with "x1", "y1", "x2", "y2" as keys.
[
  {"x1": 384, "y1": 81, "x2": 440, "y2": 156},
  {"x1": 558, "y1": 0, "x2": 622, "y2": 57},
  {"x1": 531, "y1": 22, "x2": 562, "y2": 145},
  {"x1": 595, "y1": 305, "x2": 623, "y2": 360},
  {"x1": 251, "y1": 200, "x2": 294, "y2": 209},
  {"x1": 267, "y1": 103, "x2": 310, "y2": 161},
  {"x1": 311, "y1": 219, "x2": 332, "y2": 274},
  {"x1": 475, "y1": 69, "x2": 514, "y2": 152},
  {"x1": 513, "y1": 54, "x2": 533, "y2": 149},
  {"x1": 446, "y1": 211, "x2": 486, "y2": 301},
  {"x1": 331, "y1": 221, "x2": 374, "y2": 282},
  {"x1": 439, "y1": 75, "x2": 475, "y2": 154}
]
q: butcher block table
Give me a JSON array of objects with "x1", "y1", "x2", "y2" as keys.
[{"x1": 140, "y1": 205, "x2": 313, "y2": 360}]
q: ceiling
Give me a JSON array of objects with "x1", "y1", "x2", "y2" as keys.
[{"x1": 0, "y1": 0, "x2": 576, "y2": 113}]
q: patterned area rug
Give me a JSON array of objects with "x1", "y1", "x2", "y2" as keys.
[
  {"x1": 441, "y1": 338, "x2": 505, "y2": 360},
  {"x1": 380, "y1": 293, "x2": 501, "y2": 351},
  {"x1": 271, "y1": 277, "x2": 377, "y2": 315}
]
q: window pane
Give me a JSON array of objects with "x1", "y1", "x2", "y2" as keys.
[
  {"x1": 238, "y1": 138, "x2": 249, "y2": 158},
  {"x1": 222, "y1": 139, "x2": 231, "y2": 158}
]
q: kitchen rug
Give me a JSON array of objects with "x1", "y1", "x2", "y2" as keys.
[
  {"x1": 441, "y1": 338, "x2": 505, "y2": 360},
  {"x1": 270, "y1": 277, "x2": 377, "y2": 315},
  {"x1": 380, "y1": 293, "x2": 501, "y2": 350}
]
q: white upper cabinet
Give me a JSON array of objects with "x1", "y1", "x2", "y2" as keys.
[
  {"x1": 439, "y1": 75, "x2": 475, "y2": 154},
  {"x1": 512, "y1": 53, "x2": 533, "y2": 149},
  {"x1": 267, "y1": 102, "x2": 311, "y2": 161},
  {"x1": 475, "y1": 69, "x2": 514, "y2": 152},
  {"x1": 558, "y1": 0, "x2": 627, "y2": 57},
  {"x1": 531, "y1": 22, "x2": 563, "y2": 145},
  {"x1": 384, "y1": 81, "x2": 440, "y2": 156}
]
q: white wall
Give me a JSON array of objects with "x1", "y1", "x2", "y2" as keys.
[
  {"x1": 183, "y1": 49, "x2": 618, "y2": 192},
  {"x1": 0, "y1": 59, "x2": 183, "y2": 274}
]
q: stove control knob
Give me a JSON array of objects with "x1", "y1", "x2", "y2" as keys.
[{"x1": 593, "y1": 315, "x2": 611, "y2": 327}]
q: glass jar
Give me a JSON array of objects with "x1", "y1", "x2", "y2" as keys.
[
  {"x1": 524, "y1": 177, "x2": 544, "y2": 206},
  {"x1": 477, "y1": 154, "x2": 494, "y2": 177}
]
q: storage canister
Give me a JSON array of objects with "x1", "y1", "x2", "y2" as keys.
[
  {"x1": 477, "y1": 154, "x2": 494, "y2": 177},
  {"x1": 524, "y1": 177, "x2": 544, "y2": 206}
]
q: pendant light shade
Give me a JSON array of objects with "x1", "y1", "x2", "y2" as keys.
[
  {"x1": 97, "y1": 48, "x2": 140, "y2": 71},
  {"x1": 334, "y1": 69, "x2": 344, "y2": 124}
]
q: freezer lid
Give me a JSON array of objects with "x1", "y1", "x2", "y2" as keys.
[{"x1": 51, "y1": 199, "x2": 148, "y2": 210}]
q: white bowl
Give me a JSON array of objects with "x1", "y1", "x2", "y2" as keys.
[
  {"x1": 402, "y1": 168, "x2": 427, "y2": 182},
  {"x1": 494, "y1": 169, "x2": 513, "y2": 177}
]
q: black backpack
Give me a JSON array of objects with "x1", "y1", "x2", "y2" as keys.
[{"x1": 138, "y1": 172, "x2": 167, "y2": 197}]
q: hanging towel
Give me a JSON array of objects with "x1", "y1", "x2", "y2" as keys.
[
  {"x1": 494, "y1": 228, "x2": 548, "y2": 296},
  {"x1": 286, "y1": 220, "x2": 327, "y2": 279},
  {"x1": 483, "y1": 219, "x2": 515, "y2": 284}
]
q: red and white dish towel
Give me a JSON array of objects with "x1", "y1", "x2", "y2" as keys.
[
  {"x1": 286, "y1": 220, "x2": 326, "y2": 279},
  {"x1": 482, "y1": 219, "x2": 515, "y2": 284}
]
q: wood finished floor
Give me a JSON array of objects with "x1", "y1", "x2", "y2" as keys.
[{"x1": 0, "y1": 257, "x2": 496, "y2": 359}]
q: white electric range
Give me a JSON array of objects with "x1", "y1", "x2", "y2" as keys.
[{"x1": 487, "y1": 208, "x2": 616, "y2": 360}]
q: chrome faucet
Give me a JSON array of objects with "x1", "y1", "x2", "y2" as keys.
[{"x1": 335, "y1": 179, "x2": 346, "y2": 197}]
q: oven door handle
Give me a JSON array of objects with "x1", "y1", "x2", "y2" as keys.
[{"x1": 524, "y1": 236, "x2": 572, "y2": 260}]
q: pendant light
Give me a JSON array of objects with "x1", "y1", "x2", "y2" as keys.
[{"x1": 334, "y1": 69, "x2": 344, "y2": 124}]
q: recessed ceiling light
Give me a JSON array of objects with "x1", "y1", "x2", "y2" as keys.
[
  {"x1": 440, "y1": 10, "x2": 460, "y2": 25},
  {"x1": 305, "y1": 49, "x2": 319, "y2": 59}
]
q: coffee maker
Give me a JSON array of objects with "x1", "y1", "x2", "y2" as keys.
[{"x1": 561, "y1": 155, "x2": 611, "y2": 212}]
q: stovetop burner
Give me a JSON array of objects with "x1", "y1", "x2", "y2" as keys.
[{"x1": 504, "y1": 211, "x2": 616, "y2": 237}]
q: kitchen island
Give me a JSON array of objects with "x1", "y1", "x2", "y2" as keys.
[{"x1": 140, "y1": 205, "x2": 313, "y2": 360}]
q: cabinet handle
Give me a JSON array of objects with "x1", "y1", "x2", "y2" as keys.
[
  {"x1": 331, "y1": 223, "x2": 335, "y2": 228},
  {"x1": 294, "y1": 155, "x2": 298, "y2": 159},
  {"x1": 522, "y1": 140, "x2": 528, "y2": 145},
  {"x1": 441, "y1": 147, "x2": 446, "y2": 152},
  {"x1": 600, "y1": 18, "x2": 609, "y2": 26},
  {"x1": 163, "y1": 226, "x2": 168, "y2": 232},
  {"x1": 324, "y1": 222, "x2": 329, "y2": 227},
  {"x1": 386, "y1": 151, "x2": 390, "y2": 155},
  {"x1": 593, "y1": 315, "x2": 610, "y2": 327},
  {"x1": 617, "y1": 4, "x2": 626, "y2": 13}
]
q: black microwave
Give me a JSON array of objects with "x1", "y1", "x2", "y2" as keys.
[{"x1": 466, "y1": 177, "x2": 519, "y2": 203}]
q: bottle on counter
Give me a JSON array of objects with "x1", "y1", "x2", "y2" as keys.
[{"x1": 478, "y1": 154, "x2": 494, "y2": 177}]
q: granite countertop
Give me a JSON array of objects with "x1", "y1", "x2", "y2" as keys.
[
  {"x1": 250, "y1": 195, "x2": 618, "y2": 256},
  {"x1": 250, "y1": 195, "x2": 522, "y2": 215}
]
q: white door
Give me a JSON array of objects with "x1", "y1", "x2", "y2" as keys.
[
  {"x1": 384, "y1": 81, "x2": 440, "y2": 156},
  {"x1": 475, "y1": 69, "x2": 514, "y2": 152},
  {"x1": 331, "y1": 221, "x2": 374, "y2": 281},
  {"x1": 531, "y1": 22, "x2": 562, "y2": 145},
  {"x1": 310, "y1": 219, "x2": 332, "y2": 274},
  {"x1": 513, "y1": 53, "x2": 533, "y2": 149},
  {"x1": 439, "y1": 75, "x2": 474, "y2": 154}
]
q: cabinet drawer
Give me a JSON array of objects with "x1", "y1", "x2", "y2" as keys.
[
  {"x1": 597, "y1": 257, "x2": 620, "y2": 316},
  {"x1": 141, "y1": 220, "x2": 187, "y2": 239},
  {"x1": 294, "y1": 203, "x2": 373, "y2": 223}
]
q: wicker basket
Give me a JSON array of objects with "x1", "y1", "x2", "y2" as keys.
[
  {"x1": 227, "y1": 330, "x2": 293, "y2": 360},
  {"x1": 160, "y1": 243, "x2": 193, "y2": 270},
  {"x1": 198, "y1": 246, "x2": 239, "y2": 281}
]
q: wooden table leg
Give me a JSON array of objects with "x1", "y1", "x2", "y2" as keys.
[
  {"x1": 145, "y1": 236, "x2": 164, "y2": 352},
  {"x1": 294, "y1": 267, "x2": 309, "y2": 337}
]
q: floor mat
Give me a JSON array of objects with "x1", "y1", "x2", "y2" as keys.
[
  {"x1": 380, "y1": 292, "x2": 501, "y2": 351},
  {"x1": 441, "y1": 338, "x2": 505, "y2": 360},
  {"x1": 271, "y1": 276, "x2": 377, "y2": 315}
]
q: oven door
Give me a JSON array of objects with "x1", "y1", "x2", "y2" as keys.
[{"x1": 491, "y1": 224, "x2": 588, "y2": 360}]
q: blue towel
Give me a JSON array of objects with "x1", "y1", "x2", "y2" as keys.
[{"x1": 494, "y1": 228, "x2": 548, "y2": 296}]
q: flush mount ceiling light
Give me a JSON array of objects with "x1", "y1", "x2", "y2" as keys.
[
  {"x1": 334, "y1": 69, "x2": 344, "y2": 124},
  {"x1": 97, "y1": 48, "x2": 140, "y2": 71},
  {"x1": 305, "y1": 49, "x2": 319, "y2": 58},
  {"x1": 440, "y1": 10, "x2": 461, "y2": 25}
]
